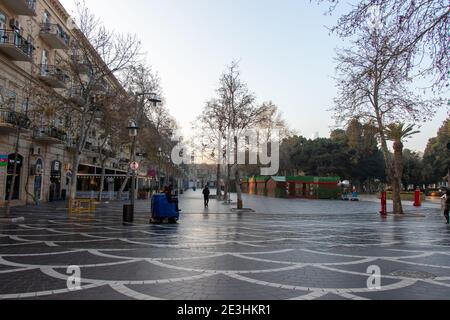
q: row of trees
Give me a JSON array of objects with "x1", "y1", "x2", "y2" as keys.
[
  {"x1": 279, "y1": 117, "x2": 449, "y2": 193},
  {"x1": 317, "y1": 0, "x2": 449, "y2": 214},
  {"x1": 3, "y1": 1, "x2": 178, "y2": 213},
  {"x1": 280, "y1": 119, "x2": 386, "y2": 189},
  {"x1": 193, "y1": 61, "x2": 290, "y2": 209}
]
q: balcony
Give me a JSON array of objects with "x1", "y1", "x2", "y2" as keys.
[
  {"x1": 65, "y1": 137, "x2": 79, "y2": 152},
  {"x1": 67, "y1": 87, "x2": 86, "y2": 105},
  {"x1": 2, "y1": 0, "x2": 36, "y2": 16},
  {"x1": 0, "y1": 30, "x2": 34, "y2": 61},
  {"x1": 0, "y1": 108, "x2": 30, "y2": 132},
  {"x1": 40, "y1": 23, "x2": 70, "y2": 49},
  {"x1": 33, "y1": 126, "x2": 66, "y2": 145},
  {"x1": 70, "y1": 54, "x2": 90, "y2": 74},
  {"x1": 38, "y1": 65, "x2": 68, "y2": 88}
]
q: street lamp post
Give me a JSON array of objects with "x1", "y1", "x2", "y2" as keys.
[
  {"x1": 122, "y1": 91, "x2": 160, "y2": 223},
  {"x1": 157, "y1": 147, "x2": 162, "y2": 191},
  {"x1": 123, "y1": 120, "x2": 139, "y2": 223}
]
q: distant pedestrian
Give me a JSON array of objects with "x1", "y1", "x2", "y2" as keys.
[
  {"x1": 203, "y1": 185, "x2": 210, "y2": 208},
  {"x1": 444, "y1": 190, "x2": 450, "y2": 225}
]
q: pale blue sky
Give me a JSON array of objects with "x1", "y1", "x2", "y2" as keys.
[{"x1": 60, "y1": 0, "x2": 448, "y2": 152}]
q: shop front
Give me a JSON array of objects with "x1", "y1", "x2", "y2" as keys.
[
  {"x1": 49, "y1": 160, "x2": 62, "y2": 202},
  {"x1": 5, "y1": 153, "x2": 23, "y2": 201},
  {"x1": 33, "y1": 158, "x2": 43, "y2": 203}
]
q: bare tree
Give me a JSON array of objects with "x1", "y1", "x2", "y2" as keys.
[
  {"x1": 317, "y1": 0, "x2": 449, "y2": 89},
  {"x1": 217, "y1": 61, "x2": 269, "y2": 209},
  {"x1": 115, "y1": 64, "x2": 176, "y2": 198},
  {"x1": 64, "y1": 1, "x2": 142, "y2": 200},
  {"x1": 194, "y1": 99, "x2": 228, "y2": 200},
  {"x1": 333, "y1": 22, "x2": 442, "y2": 214}
]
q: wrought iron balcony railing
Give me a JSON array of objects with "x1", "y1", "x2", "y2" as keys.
[
  {"x1": 2, "y1": 0, "x2": 36, "y2": 16},
  {"x1": 40, "y1": 23, "x2": 70, "y2": 49},
  {"x1": 38, "y1": 64, "x2": 69, "y2": 88},
  {"x1": 34, "y1": 126, "x2": 67, "y2": 142},
  {"x1": 0, "y1": 29, "x2": 34, "y2": 61},
  {"x1": 0, "y1": 108, "x2": 31, "y2": 129}
]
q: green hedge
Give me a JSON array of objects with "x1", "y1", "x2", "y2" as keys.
[{"x1": 384, "y1": 192, "x2": 426, "y2": 201}]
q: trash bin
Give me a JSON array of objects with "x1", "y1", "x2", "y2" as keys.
[
  {"x1": 123, "y1": 204, "x2": 134, "y2": 223},
  {"x1": 150, "y1": 194, "x2": 179, "y2": 224}
]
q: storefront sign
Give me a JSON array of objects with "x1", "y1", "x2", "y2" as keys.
[
  {"x1": 7, "y1": 154, "x2": 23, "y2": 174},
  {"x1": 0, "y1": 155, "x2": 7, "y2": 167},
  {"x1": 130, "y1": 161, "x2": 139, "y2": 171},
  {"x1": 51, "y1": 160, "x2": 62, "y2": 177}
]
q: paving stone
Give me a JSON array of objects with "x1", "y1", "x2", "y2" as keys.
[{"x1": 0, "y1": 190, "x2": 448, "y2": 300}]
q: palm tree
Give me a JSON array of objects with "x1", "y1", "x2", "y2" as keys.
[{"x1": 385, "y1": 123, "x2": 420, "y2": 215}]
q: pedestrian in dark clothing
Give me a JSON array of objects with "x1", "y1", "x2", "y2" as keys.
[
  {"x1": 444, "y1": 190, "x2": 450, "y2": 225},
  {"x1": 203, "y1": 186, "x2": 210, "y2": 208}
]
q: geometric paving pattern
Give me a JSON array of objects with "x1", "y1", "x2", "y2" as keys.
[{"x1": 1, "y1": 191, "x2": 449, "y2": 300}]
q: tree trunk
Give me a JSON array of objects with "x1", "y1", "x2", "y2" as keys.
[
  {"x1": 69, "y1": 111, "x2": 94, "y2": 201},
  {"x1": 234, "y1": 137, "x2": 243, "y2": 209},
  {"x1": 98, "y1": 159, "x2": 106, "y2": 201},
  {"x1": 69, "y1": 152, "x2": 81, "y2": 201},
  {"x1": 391, "y1": 143, "x2": 404, "y2": 215},
  {"x1": 216, "y1": 163, "x2": 222, "y2": 200},
  {"x1": 223, "y1": 164, "x2": 229, "y2": 202},
  {"x1": 5, "y1": 132, "x2": 20, "y2": 216},
  {"x1": 448, "y1": 168, "x2": 450, "y2": 188}
]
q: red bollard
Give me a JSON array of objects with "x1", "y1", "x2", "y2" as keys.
[
  {"x1": 380, "y1": 191, "x2": 387, "y2": 216},
  {"x1": 414, "y1": 187, "x2": 422, "y2": 207}
]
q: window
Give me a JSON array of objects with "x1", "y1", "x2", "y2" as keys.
[
  {"x1": 43, "y1": 10, "x2": 50, "y2": 25},
  {"x1": 41, "y1": 49, "x2": 48, "y2": 74},
  {"x1": 0, "y1": 88, "x2": 17, "y2": 110},
  {"x1": 0, "y1": 11, "x2": 6, "y2": 42},
  {"x1": 20, "y1": 99, "x2": 29, "y2": 113}
]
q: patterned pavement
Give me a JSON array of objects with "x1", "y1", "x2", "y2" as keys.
[{"x1": 0, "y1": 190, "x2": 449, "y2": 300}]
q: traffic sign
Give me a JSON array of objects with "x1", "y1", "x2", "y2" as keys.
[{"x1": 130, "y1": 161, "x2": 140, "y2": 171}]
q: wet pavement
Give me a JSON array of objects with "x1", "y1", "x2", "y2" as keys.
[{"x1": 0, "y1": 190, "x2": 449, "y2": 300}]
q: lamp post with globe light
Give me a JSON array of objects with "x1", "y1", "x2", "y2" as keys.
[{"x1": 123, "y1": 92, "x2": 161, "y2": 223}]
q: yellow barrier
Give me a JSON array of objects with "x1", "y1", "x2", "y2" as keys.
[{"x1": 68, "y1": 198, "x2": 96, "y2": 215}]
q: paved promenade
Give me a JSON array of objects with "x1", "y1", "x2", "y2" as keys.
[{"x1": 0, "y1": 190, "x2": 449, "y2": 300}]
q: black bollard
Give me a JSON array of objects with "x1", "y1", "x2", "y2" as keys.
[{"x1": 123, "y1": 204, "x2": 134, "y2": 223}]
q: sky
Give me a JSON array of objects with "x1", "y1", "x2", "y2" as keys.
[{"x1": 60, "y1": 0, "x2": 448, "y2": 152}]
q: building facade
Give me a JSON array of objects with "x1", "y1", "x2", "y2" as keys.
[{"x1": 0, "y1": 0, "x2": 155, "y2": 206}]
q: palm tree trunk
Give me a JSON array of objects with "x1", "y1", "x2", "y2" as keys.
[{"x1": 392, "y1": 143, "x2": 404, "y2": 215}]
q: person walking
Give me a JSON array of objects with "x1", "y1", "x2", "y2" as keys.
[
  {"x1": 444, "y1": 189, "x2": 450, "y2": 225},
  {"x1": 203, "y1": 185, "x2": 210, "y2": 208}
]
